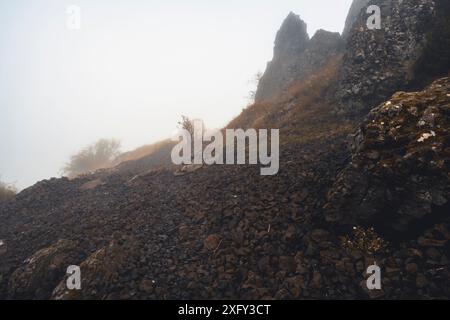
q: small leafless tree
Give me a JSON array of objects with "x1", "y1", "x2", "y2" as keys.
[
  {"x1": 178, "y1": 115, "x2": 195, "y2": 138},
  {"x1": 177, "y1": 116, "x2": 206, "y2": 161},
  {"x1": 247, "y1": 71, "x2": 263, "y2": 104}
]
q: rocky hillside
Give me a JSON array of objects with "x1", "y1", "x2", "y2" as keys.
[{"x1": 0, "y1": 2, "x2": 449, "y2": 300}]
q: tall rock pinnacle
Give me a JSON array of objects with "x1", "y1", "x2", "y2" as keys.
[
  {"x1": 273, "y1": 12, "x2": 309, "y2": 60},
  {"x1": 255, "y1": 12, "x2": 343, "y2": 103}
]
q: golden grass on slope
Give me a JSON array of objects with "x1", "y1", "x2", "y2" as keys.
[
  {"x1": 227, "y1": 54, "x2": 356, "y2": 145},
  {"x1": 113, "y1": 139, "x2": 174, "y2": 165}
]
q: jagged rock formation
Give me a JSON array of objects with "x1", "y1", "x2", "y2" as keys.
[
  {"x1": 338, "y1": 0, "x2": 450, "y2": 115},
  {"x1": 342, "y1": 0, "x2": 371, "y2": 39},
  {"x1": 325, "y1": 77, "x2": 450, "y2": 232},
  {"x1": 255, "y1": 12, "x2": 343, "y2": 102},
  {"x1": 298, "y1": 29, "x2": 344, "y2": 77},
  {"x1": 273, "y1": 12, "x2": 310, "y2": 60},
  {"x1": 255, "y1": 12, "x2": 309, "y2": 103}
]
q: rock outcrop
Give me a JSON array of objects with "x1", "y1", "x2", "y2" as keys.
[
  {"x1": 255, "y1": 12, "x2": 343, "y2": 102},
  {"x1": 255, "y1": 12, "x2": 309, "y2": 103},
  {"x1": 338, "y1": 0, "x2": 450, "y2": 115},
  {"x1": 297, "y1": 29, "x2": 343, "y2": 78},
  {"x1": 273, "y1": 12, "x2": 310, "y2": 60},
  {"x1": 342, "y1": 0, "x2": 371, "y2": 39},
  {"x1": 326, "y1": 77, "x2": 450, "y2": 232},
  {"x1": 7, "y1": 240, "x2": 83, "y2": 299},
  {"x1": 52, "y1": 238, "x2": 138, "y2": 300}
]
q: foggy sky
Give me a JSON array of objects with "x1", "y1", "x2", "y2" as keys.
[{"x1": 0, "y1": 0, "x2": 353, "y2": 189}]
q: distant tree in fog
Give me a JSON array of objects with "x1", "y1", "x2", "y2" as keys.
[
  {"x1": 0, "y1": 178, "x2": 17, "y2": 202},
  {"x1": 62, "y1": 139, "x2": 121, "y2": 178}
]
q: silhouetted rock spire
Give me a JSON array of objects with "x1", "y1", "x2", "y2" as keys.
[
  {"x1": 273, "y1": 12, "x2": 309, "y2": 59},
  {"x1": 255, "y1": 12, "x2": 343, "y2": 103}
]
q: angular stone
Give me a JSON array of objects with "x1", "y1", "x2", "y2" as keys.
[{"x1": 204, "y1": 234, "x2": 220, "y2": 251}]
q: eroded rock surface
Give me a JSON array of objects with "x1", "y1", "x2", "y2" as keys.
[
  {"x1": 342, "y1": 0, "x2": 371, "y2": 40},
  {"x1": 338, "y1": 0, "x2": 450, "y2": 115},
  {"x1": 7, "y1": 239, "x2": 82, "y2": 299},
  {"x1": 326, "y1": 77, "x2": 450, "y2": 232},
  {"x1": 255, "y1": 12, "x2": 343, "y2": 102}
]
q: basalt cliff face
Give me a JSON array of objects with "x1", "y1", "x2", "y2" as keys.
[
  {"x1": 0, "y1": 3, "x2": 449, "y2": 300},
  {"x1": 342, "y1": 0, "x2": 371, "y2": 39},
  {"x1": 257, "y1": 0, "x2": 450, "y2": 114},
  {"x1": 255, "y1": 12, "x2": 343, "y2": 103},
  {"x1": 338, "y1": 0, "x2": 450, "y2": 115}
]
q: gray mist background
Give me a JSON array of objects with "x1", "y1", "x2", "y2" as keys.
[{"x1": 0, "y1": 0, "x2": 352, "y2": 189}]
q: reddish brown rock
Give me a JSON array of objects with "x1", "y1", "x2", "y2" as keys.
[{"x1": 203, "y1": 234, "x2": 221, "y2": 251}]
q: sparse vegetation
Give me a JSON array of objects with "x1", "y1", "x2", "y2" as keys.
[
  {"x1": 0, "y1": 179, "x2": 17, "y2": 202},
  {"x1": 62, "y1": 139, "x2": 121, "y2": 178},
  {"x1": 247, "y1": 71, "x2": 263, "y2": 104},
  {"x1": 113, "y1": 139, "x2": 174, "y2": 165},
  {"x1": 227, "y1": 55, "x2": 354, "y2": 144},
  {"x1": 341, "y1": 226, "x2": 388, "y2": 255}
]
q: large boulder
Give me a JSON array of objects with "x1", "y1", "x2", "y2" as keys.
[
  {"x1": 51, "y1": 237, "x2": 138, "y2": 300},
  {"x1": 325, "y1": 77, "x2": 450, "y2": 232},
  {"x1": 7, "y1": 239, "x2": 82, "y2": 299}
]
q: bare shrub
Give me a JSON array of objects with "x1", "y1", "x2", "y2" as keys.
[
  {"x1": 178, "y1": 115, "x2": 195, "y2": 138},
  {"x1": 247, "y1": 71, "x2": 263, "y2": 104},
  {"x1": 177, "y1": 116, "x2": 206, "y2": 161}
]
